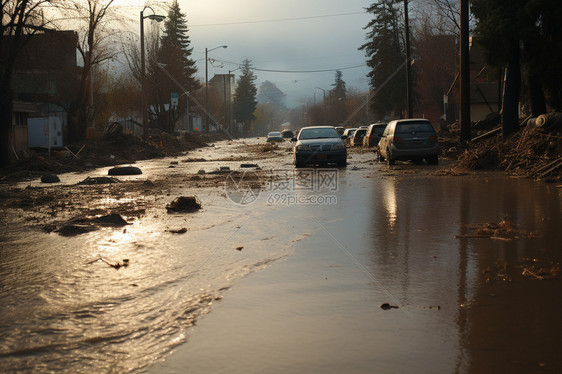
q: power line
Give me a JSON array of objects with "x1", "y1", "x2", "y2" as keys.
[
  {"x1": 208, "y1": 56, "x2": 366, "y2": 74},
  {"x1": 250, "y1": 64, "x2": 367, "y2": 74},
  {"x1": 191, "y1": 11, "x2": 365, "y2": 28}
]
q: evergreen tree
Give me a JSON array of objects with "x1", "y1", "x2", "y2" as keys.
[
  {"x1": 330, "y1": 70, "x2": 347, "y2": 124},
  {"x1": 155, "y1": 0, "x2": 198, "y2": 131},
  {"x1": 359, "y1": 0, "x2": 406, "y2": 119},
  {"x1": 331, "y1": 70, "x2": 347, "y2": 100},
  {"x1": 233, "y1": 59, "x2": 257, "y2": 135},
  {"x1": 160, "y1": 0, "x2": 198, "y2": 93}
]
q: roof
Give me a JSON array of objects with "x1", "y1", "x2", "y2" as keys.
[{"x1": 300, "y1": 126, "x2": 336, "y2": 130}]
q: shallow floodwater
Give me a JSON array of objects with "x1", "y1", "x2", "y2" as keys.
[
  {"x1": 150, "y1": 159, "x2": 562, "y2": 373},
  {"x1": 0, "y1": 140, "x2": 296, "y2": 372},
  {"x1": 1, "y1": 140, "x2": 561, "y2": 373}
]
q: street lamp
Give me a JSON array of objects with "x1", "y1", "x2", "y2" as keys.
[
  {"x1": 140, "y1": 7, "x2": 165, "y2": 138},
  {"x1": 205, "y1": 45, "x2": 227, "y2": 132}
]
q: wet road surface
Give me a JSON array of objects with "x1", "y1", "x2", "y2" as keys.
[{"x1": 1, "y1": 138, "x2": 561, "y2": 373}]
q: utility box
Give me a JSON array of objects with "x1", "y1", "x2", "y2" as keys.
[{"x1": 28, "y1": 116, "x2": 64, "y2": 148}]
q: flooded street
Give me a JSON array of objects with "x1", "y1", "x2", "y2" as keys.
[{"x1": 1, "y1": 139, "x2": 561, "y2": 373}]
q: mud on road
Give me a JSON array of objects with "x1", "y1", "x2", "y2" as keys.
[{"x1": 0, "y1": 140, "x2": 291, "y2": 237}]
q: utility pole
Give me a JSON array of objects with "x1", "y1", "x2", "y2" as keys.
[
  {"x1": 404, "y1": 0, "x2": 413, "y2": 118},
  {"x1": 205, "y1": 45, "x2": 228, "y2": 132},
  {"x1": 140, "y1": 11, "x2": 147, "y2": 138},
  {"x1": 140, "y1": 8, "x2": 165, "y2": 138},
  {"x1": 460, "y1": 0, "x2": 471, "y2": 143}
]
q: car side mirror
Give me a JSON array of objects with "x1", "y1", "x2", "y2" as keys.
[
  {"x1": 341, "y1": 135, "x2": 347, "y2": 139},
  {"x1": 291, "y1": 137, "x2": 297, "y2": 142}
]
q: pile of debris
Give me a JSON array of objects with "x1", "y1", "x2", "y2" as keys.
[{"x1": 454, "y1": 112, "x2": 562, "y2": 181}]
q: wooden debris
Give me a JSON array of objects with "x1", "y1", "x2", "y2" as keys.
[
  {"x1": 87, "y1": 257, "x2": 130, "y2": 269},
  {"x1": 457, "y1": 219, "x2": 534, "y2": 240},
  {"x1": 167, "y1": 228, "x2": 188, "y2": 234},
  {"x1": 522, "y1": 264, "x2": 560, "y2": 280},
  {"x1": 455, "y1": 113, "x2": 561, "y2": 181}
]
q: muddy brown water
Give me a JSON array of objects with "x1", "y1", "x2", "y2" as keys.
[{"x1": 1, "y1": 139, "x2": 561, "y2": 373}]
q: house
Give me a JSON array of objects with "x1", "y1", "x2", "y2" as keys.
[
  {"x1": 468, "y1": 37, "x2": 502, "y2": 121},
  {"x1": 7, "y1": 30, "x2": 79, "y2": 153}
]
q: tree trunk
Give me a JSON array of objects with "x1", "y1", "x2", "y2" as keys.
[
  {"x1": 0, "y1": 88, "x2": 13, "y2": 167},
  {"x1": 527, "y1": 72, "x2": 547, "y2": 117},
  {"x1": 501, "y1": 40, "x2": 521, "y2": 138}
]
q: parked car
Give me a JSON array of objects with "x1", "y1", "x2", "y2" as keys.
[
  {"x1": 377, "y1": 119, "x2": 439, "y2": 165},
  {"x1": 266, "y1": 131, "x2": 284, "y2": 142},
  {"x1": 342, "y1": 128, "x2": 356, "y2": 146},
  {"x1": 281, "y1": 130, "x2": 294, "y2": 139},
  {"x1": 351, "y1": 128, "x2": 367, "y2": 146},
  {"x1": 293, "y1": 126, "x2": 347, "y2": 167},
  {"x1": 363, "y1": 123, "x2": 387, "y2": 148}
]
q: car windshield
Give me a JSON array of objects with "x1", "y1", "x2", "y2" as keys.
[
  {"x1": 395, "y1": 122, "x2": 434, "y2": 134},
  {"x1": 268, "y1": 132, "x2": 281, "y2": 136},
  {"x1": 299, "y1": 128, "x2": 339, "y2": 140}
]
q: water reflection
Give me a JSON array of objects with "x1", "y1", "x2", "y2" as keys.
[
  {"x1": 370, "y1": 172, "x2": 561, "y2": 373},
  {"x1": 381, "y1": 178, "x2": 397, "y2": 230}
]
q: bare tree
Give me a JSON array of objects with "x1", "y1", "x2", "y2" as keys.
[
  {"x1": 122, "y1": 22, "x2": 164, "y2": 127},
  {"x1": 59, "y1": 0, "x2": 123, "y2": 141},
  {"x1": 410, "y1": 0, "x2": 461, "y2": 36}
]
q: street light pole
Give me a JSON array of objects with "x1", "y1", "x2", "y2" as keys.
[
  {"x1": 404, "y1": 0, "x2": 413, "y2": 118},
  {"x1": 140, "y1": 8, "x2": 165, "y2": 138},
  {"x1": 205, "y1": 45, "x2": 227, "y2": 132},
  {"x1": 140, "y1": 10, "x2": 146, "y2": 138},
  {"x1": 460, "y1": 0, "x2": 471, "y2": 143}
]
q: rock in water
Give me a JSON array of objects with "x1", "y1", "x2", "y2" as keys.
[
  {"x1": 166, "y1": 196, "x2": 202, "y2": 213},
  {"x1": 41, "y1": 174, "x2": 60, "y2": 183},
  {"x1": 108, "y1": 166, "x2": 142, "y2": 176}
]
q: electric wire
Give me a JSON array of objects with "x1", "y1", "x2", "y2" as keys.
[
  {"x1": 209, "y1": 56, "x2": 366, "y2": 74},
  {"x1": 191, "y1": 11, "x2": 366, "y2": 28}
]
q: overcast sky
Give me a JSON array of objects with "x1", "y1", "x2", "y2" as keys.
[{"x1": 168, "y1": 0, "x2": 374, "y2": 107}]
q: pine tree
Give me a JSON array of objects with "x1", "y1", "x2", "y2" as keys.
[
  {"x1": 232, "y1": 59, "x2": 257, "y2": 135},
  {"x1": 359, "y1": 0, "x2": 406, "y2": 119},
  {"x1": 331, "y1": 70, "x2": 347, "y2": 101},
  {"x1": 330, "y1": 70, "x2": 347, "y2": 124},
  {"x1": 155, "y1": 0, "x2": 199, "y2": 131}
]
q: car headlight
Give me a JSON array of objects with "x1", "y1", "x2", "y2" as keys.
[
  {"x1": 296, "y1": 145, "x2": 311, "y2": 151},
  {"x1": 332, "y1": 144, "x2": 345, "y2": 150}
]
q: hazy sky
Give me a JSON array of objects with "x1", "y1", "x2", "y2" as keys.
[
  {"x1": 120, "y1": 0, "x2": 374, "y2": 107},
  {"x1": 182, "y1": 0, "x2": 373, "y2": 107}
]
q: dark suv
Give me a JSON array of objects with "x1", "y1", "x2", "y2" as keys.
[{"x1": 377, "y1": 119, "x2": 439, "y2": 165}]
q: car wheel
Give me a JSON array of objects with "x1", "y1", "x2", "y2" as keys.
[
  {"x1": 386, "y1": 149, "x2": 395, "y2": 165},
  {"x1": 427, "y1": 155, "x2": 439, "y2": 165}
]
